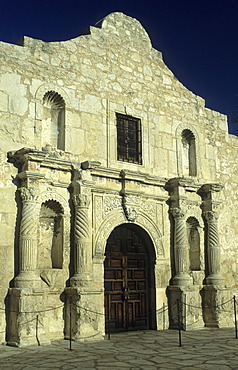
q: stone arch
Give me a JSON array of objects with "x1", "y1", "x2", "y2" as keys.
[
  {"x1": 35, "y1": 83, "x2": 70, "y2": 107},
  {"x1": 175, "y1": 123, "x2": 201, "y2": 178},
  {"x1": 94, "y1": 209, "x2": 164, "y2": 259},
  {"x1": 37, "y1": 190, "x2": 70, "y2": 216}
]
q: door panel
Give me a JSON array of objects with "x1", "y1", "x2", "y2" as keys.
[{"x1": 104, "y1": 226, "x2": 149, "y2": 332}]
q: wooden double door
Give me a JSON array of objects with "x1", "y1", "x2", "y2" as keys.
[{"x1": 104, "y1": 225, "x2": 151, "y2": 332}]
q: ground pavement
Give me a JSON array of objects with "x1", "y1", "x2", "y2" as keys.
[{"x1": 0, "y1": 328, "x2": 237, "y2": 369}]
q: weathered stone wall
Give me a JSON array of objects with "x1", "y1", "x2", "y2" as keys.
[{"x1": 0, "y1": 12, "x2": 237, "y2": 344}]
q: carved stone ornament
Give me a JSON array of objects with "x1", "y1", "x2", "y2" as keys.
[
  {"x1": 203, "y1": 211, "x2": 218, "y2": 223},
  {"x1": 20, "y1": 187, "x2": 38, "y2": 202},
  {"x1": 124, "y1": 204, "x2": 138, "y2": 222},
  {"x1": 104, "y1": 196, "x2": 121, "y2": 214},
  {"x1": 73, "y1": 194, "x2": 90, "y2": 208},
  {"x1": 122, "y1": 195, "x2": 138, "y2": 222},
  {"x1": 170, "y1": 207, "x2": 186, "y2": 219}
]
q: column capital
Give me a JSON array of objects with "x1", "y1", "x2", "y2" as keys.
[
  {"x1": 203, "y1": 210, "x2": 219, "y2": 223},
  {"x1": 170, "y1": 207, "x2": 186, "y2": 219},
  {"x1": 72, "y1": 194, "x2": 90, "y2": 208},
  {"x1": 19, "y1": 187, "x2": 38, "y2": 202}
]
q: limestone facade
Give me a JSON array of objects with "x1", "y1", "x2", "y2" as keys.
[{"x1": 0, "y1": 12, "x2": 238, "y2": 346}]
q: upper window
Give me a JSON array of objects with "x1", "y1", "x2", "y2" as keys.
[
  {"x1": 181, "y1": 129, "x2": 197, "y2": 176},
  {"x1": 42, "y1": 91, "x2": 65, "y2": 150},
  {"x1": 116, "y1": 113, "x2": 142, "y2": 164}
]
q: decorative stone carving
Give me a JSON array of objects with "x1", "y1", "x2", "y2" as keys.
[
  {"x1": 94, "y1": 195, "x2": 103, "y2": 232},
  {"x1": 104, "y1": 196, "x2": 121, "y2": 214},
  {"x1": 121, "y1": 194, "x2": 138, "y2": 222},
  {"x1": 73, "y1": 194, "x2": 90, "y2": 209},
  {"x1": 20, "y1": 187, "x2": 38, "y2": 202},
  {"x1": 75, "y1": 206, "x2": 90, "y2": 240}
]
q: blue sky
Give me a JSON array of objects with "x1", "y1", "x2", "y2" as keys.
[{"x1": 0, "y1": 0, "x2": 237, "y2": 134}]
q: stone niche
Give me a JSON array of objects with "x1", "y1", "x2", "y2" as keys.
[{"x1": 39, "y1": 200, "x2": 64, "y2": 270}]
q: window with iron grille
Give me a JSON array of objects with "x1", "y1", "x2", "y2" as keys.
[{"x1": 116, "y1": 113, "x2": 142, "y2": 164}]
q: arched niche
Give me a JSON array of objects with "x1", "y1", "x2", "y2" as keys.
[
  {"x1": 181, "y1": 129, "x2": 197, "y2": 176},
  {"x1": 175, "y1": 124, "x2": 200, "y2": 178},
  {"x1": 39, "y1": 200, "x2": 64, "y2": 269},
  {"x1": 186, "y1": 217, "x2": 201, "y2": 271},
  {"x1": 34, "y1": 83, "x2": 70, "y2": 150},
  {"x1": 42, "y1": 91, "x2": 66, "y2": 150}
]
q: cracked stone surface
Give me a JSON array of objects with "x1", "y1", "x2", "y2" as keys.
[{"x1": 0, "y1": 328, "x2": 238, "y2": 369}]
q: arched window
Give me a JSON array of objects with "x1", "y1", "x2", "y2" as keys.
[
  {"x1": 42, "y1": 91, "x2": 65, "y2": 150},
  {"x1": 181, "y1": 129, "x2": 197, "y2": 176},
  {"x1": 186, "y1": 217, "x2": 200, "y2": 271},
  {"x1": 39, "y1": 200, "x2": 64, "y2": 269}
]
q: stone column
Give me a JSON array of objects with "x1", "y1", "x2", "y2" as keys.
[
  {"x1": 14, "y1": 187, "x2": 40, "y2": 288},
  {"x1": 198, "y1": 184, "x2": 224, "y2": 285},
  {"x1": 198, "y1": 184, "x2": 227, "y2": 328},
  {"x1": 171, "y1": 207, "x2": 192, "y2": 286},
  {"x1": 70, "y1": 193, "x2": 92, "y2": 285},
  {"x1": 203, "y1": 210, "x2": 223, "y2": 285}
]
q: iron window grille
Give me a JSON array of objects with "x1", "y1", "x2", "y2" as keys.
[{"x1": 116, "y1": 113, "x2": 142, "y2": 164}]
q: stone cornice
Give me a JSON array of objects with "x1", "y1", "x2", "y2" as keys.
[
  {"x1": 8, "y1": 147, "x2": 77, "y2": 172},
  {"x1": 165, "y1": 177, "x2": 201, "y2": 192},
  {"x1": 90, "y1": 165, "x2": 168, "y2": 187},
  {"x1": 198, "y1": 183, "x2": 224, "y2": 195}
]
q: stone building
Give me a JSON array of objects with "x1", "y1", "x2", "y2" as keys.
[{"x1": 0, "y1": 12, "x2": 238, "y2": 346}]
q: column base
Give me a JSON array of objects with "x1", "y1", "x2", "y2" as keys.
[
  {"x1": 201, "y1": 285, "x2": 233, "y2": 328},
  {"x1": 6, "y1": 288, "x2": 52, "y2": 347},
  {"x1": 171, "y1": 273, "x2": 193, "y2": 287},
  {"x1": 14, "y1": 272, "x2": 41, "y2": 288},
  {"x1": 167, "y1": 285, "x2": 204, "y2": 330},
  {"x1": 70, "y1": 273, "x2": 92, "y2": 287},
  {"x1": 64, "y1": 287, "x2": 104, "y2": 342},
  {"x1": 205, "y1": 274, "x2": 224, "y2": 286}
]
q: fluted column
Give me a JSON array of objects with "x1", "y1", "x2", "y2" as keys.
[
  {"x1": 171, "y1": 207, "x2": 192, "y2": 286},
  {"x1": 71, "y1": 193, "x2": 92, "y2": 285},
  {"x1": 15, "y1": 187, "x2": 40, "y2": 288},
  {"x1": 204, "y1": 211, "x2": 223, "y2": 285}
]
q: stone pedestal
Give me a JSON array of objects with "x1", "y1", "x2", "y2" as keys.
[
  {"x1": 167, "y1": 286, "x2": 204, "y2": 330},
  {"x1": 64, "y1": 287, "x2": 104, "y2": 341},
  {"x1": 6, "y1": 288, "x2": 52, "y2": 347},
  {"x1": 201, "y1": 285, "x2": 233, "y2": 328}
]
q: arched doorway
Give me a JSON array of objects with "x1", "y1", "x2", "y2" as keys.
[{"x1": 104, "y1": 224, "x2": 156, "y2": 332}]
